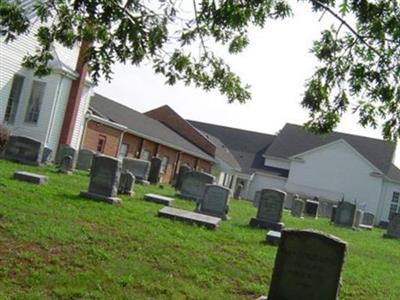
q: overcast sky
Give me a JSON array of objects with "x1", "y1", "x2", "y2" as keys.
[{"x1": 95, "y1": 3, "x2": 400, "y2": 166}]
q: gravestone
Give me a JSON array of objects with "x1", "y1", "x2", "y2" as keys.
[
  {"x1": 234, "y1": 183, "x2": 243, "y2": 199},
  {"x1": 158, "y1": 206, "x2": 221, "y2": 229},
  {"x1": 122, "y1": 158, "x2": 150, "y2": 184},
  {"x1": 41, "y1": 147, "x2": 52, "y2": 164},
  {"x1": 353, "y1": 209, "x2": 363, "y2": 228},
  {"x1": 318, "y1": 200, "x2": 334, "y2": 218},
  {"x1": 253, "y1": 190, "x2": 261, "y2": 208},
  {"x1": 14, "y1": 171, "x2": 48, "y2": 184},
  {"x1": 3, "y1": 135, "x2": 43, "y2": 165},
  {"x1": 334, "y1": 201, "x2": 356, "y2": 227},
  {"x1": 118, "y1": 171, "x2": 135, "y2": 196},
  {"x1": 148, "y1": 157, "x2": 162, "y2": 184},
  {"x1": 55, "y1": 144, "x2": 76, "y2": 167},
  {"x1": 362, "y1": 212, "x2": 375, "y2": 226},
  {"x1": 249, "y1": 188, "x2": 286, "y2": 231},
  {"x1": 305, "y1": 199, "x2": 319, "y2": 219},
  {"x1": 174, "y1": 165, "x2": 191, "y2": 190},
  {"x1": 384, "y1": 213, "x2": 400, "y2": 239},
  {"x1": 330, "y1": 205, "x2": 338, "y2": 223},
  {"x1": 80, "y1": 155, "x2": 122, "y2": 205},
  {"x1": 145, "y1": 193, "x2": 174, "y2": 206},
  {"x1": 196, "y1": 184, "x2": 230, "y2": 220},
  {"x1": 76, "y1": 149, "x2": 95, "y2": 171},
  {"x1": 291, "y1": 197, "x2": 305, "y2": 218},
  {"x1": 263, "y1": 229, "x2": 347, "y2": 300},
  {"x1": 179, "y1": 171, "x2": 214, "y2": 201},
  {"x1": 59, "y1": 155, "x2": 73, "y2": 174}
]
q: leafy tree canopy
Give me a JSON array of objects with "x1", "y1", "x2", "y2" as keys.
[{"x1": 1, "y1": 0, "x2": 400, "y2": 140}]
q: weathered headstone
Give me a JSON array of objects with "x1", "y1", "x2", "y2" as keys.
[
  {"x1": 305, "y1": 199, "x2": 319, "y2": 219},
  {"x1": 234, "y1": 182, "x2": 243, "y2": 199},
  {"x1": 145, "y1": 193, "x2": 174, "y2": 206},
  {"x1": 253, "y1": 190, "x2": 261, "y2": 208},
  {"x1": 118, "y1": 171, "x2": 135, "y2": 196},
  {"x1": 264, "y1": 229, "x2": 347, "y2": 300},
  {"x1": 3, "y1": 136, "x2": 43, "y2": 165},
  {"x1": 360, "y1": 212, "x2": 374, "y2": 230},
  {"x1": 59, "y1": 155, "x2": 73, "y2": 174},
  {"x1": 122, "y1": 158, "x2": 150, "y2": 184},
  {"x1": 330, "y1": 205, "x2": 338, "y2": 223},
  {"x1": 334, "y1": 201, "x2": 356, "y2": 227},
  {"x1": 384, "y1": 213, "x2": 400, "y2": 239},
  {"x1": 158, "y1": 206, "x2": 221, "y2": 229},
  {"x1": 196, "y1": 184, "x2": 230, "y2": 220},
  {"x1": 14, "y1": 171, "x2": 48, "y2": 184},
  {"x1": 148, "y1": 157, "x2": 162, "y2": 184},
  {"x1": 76, "y1": 149, "x2": 95, "y2": 171},
  {"x1": 55, "y1": 144, "x2": 76, "y2": 167},
  {"x1": 291, "y1": 197, "x2": 305, "y2": 218},
  {"x1": 249, "y1": 188, "x2": 286, "y2": 231},
  {"x1": 41, "y1": 147, "x2": 52, "y2": 164},
  {"x1": 318, "y1": 200, "x2": 334, "y2": 218},
  {"x1": 174, "y1": 165, "x2": 191, "y2": 190},
  {"x1": 353, "y1": 209, "x2": 363, "y2": 228},
  {"x1": 179, "y1": 171, "x2": 214, "y2": 201},
  {"x1": 80, "y1": 155, "x2": 122, "y2": 205}
]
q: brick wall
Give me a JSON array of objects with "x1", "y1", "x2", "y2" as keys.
[
  {"x1": 82, "y1": 120, "x2": 121, "y2": 157},
  {"x1": 158, "y1": 145, "x2": 179, "y2": 183},
  {"x1": 145, "y1": 106, "x2": 216, "y2": 156},
  {"x1": 122, "y1": 133, "x2": 142, "y2": 158},
  {"x1": 197, "y1": 159, "x2": 212, "y2": 173}
]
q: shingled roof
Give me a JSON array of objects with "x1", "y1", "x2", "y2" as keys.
[
  {"x1": 89, "y1": 94, "x2": 214, "y2": 162},
  {"x1": 188, "y1": 120, "x2": 288, "y2": 176},
  {"x1": 265, "y1": 123, "x2": 397, "y2": 176}
]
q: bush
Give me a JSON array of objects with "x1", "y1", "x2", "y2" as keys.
[{"x1": 0, "y1": 125, "x2": 10, "y2": 152}]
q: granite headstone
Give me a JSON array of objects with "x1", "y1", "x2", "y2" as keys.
[
  {"x1": 76, "y1": 149, "x2": 95, "y2": 171},
  {"x1": 148, "y1": 157, "x2": 162, "y2": 184},
  {"x1": 122, "y1": 157, "x2": 150, "y2": 184},
  {"x1": 384, "y1": 213, "x2": 400, "y2": 239},
  {"x1": 291, "y1": 197, "x2": 305, "y2": 218},
  {"x1": 179, "y1": 171, "x2": 214, "y2": 201},
  {"x1": 174, "y1": 165, "x2": 191, "y2": 190},
  {"x1": 3, "y1": 135, "x2": 43, "y2": 165},
  {"x1": 196, "y1": 184, "x2": 230, "y2": 220},
  {"x1": 334, "y1": 201, "x2": 356, "y2": 227}
]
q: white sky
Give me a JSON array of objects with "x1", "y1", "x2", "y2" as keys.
[{"x1": 95, "y1": 3, "x2": 400, "y2": 166}]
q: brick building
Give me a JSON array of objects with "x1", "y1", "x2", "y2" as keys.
[{"x1": 81, "y1": 94, "x2": 215, "y2": 183}]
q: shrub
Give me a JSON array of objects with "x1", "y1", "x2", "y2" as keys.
[{"x1": 0, "y1": 125, "x2": 10, "y2": 152}]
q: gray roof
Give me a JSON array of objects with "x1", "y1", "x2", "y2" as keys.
[
  {"x1": 189, "y1": 121, "x2": 288, "y2": 177},
  {"x1": 199, "y1": 131, "x2": 241, "y2": 171},
  {"x1": 90, "y1": 94, "x2": 214, "y2": 162},
  {"x1": 265, "y1": 123, "x2": 397, "y2": 177}
]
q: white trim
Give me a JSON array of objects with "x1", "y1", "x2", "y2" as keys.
[
  {"x1": 289, "y1": 139, "x2": 383, "y2": 174},
  {"x1": 262, "y1": 155, "x2": 290, "y2": 162}
]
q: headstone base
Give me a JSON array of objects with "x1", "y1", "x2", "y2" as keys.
[
  {"x1": 177, "y1": 192, "x2": 197, "y2": 201},
  {"x1": 13, "y1": 171, "x2": 48, "y2": 184},
  {"x1": 266, "y1": 230, "x2": 281, "y2": 245},
  {"x1": 195, "y1": 209, "x2": 229, "y2": 220},
  {"x1": 256, "y1": 297, "x2": 267, "y2": 300},
  {"x1": 158, "y1": 207, "x2": 221, "y2": 229},
  {"x1": 359, "y1": 224, "x2": 373, "y2": 230},
  {"x1": 80, "y1": 191, "x2": 122, "y2": 205},
  {"x1": 249, "y1": 218, "x2": 284, "y2": 231},
  {"x1": 145, "y1": 193, "x2": 174, "y2": 206},
  {"x1": 383, "y1": 233, "x2": 400, "y2": 239},
  {"x1": 136, "y1": 179, "x2": 150, "y2": 185},
  {"x1": 119, "y1": 190, "x2": 134, "y2": 196}
]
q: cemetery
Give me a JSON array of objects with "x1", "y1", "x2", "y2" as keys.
[{"x1": 0, "y1": 159, "x2": 399, "y2": 299}]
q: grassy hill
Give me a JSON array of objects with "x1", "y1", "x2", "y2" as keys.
[{"x1": 0, "y1": 160, "x2": 399, "y2": 299}]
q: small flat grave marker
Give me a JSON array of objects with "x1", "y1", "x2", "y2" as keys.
[
  {"x1": 264, "y1": 229, "x2": 347, "y2": 300},
  {"x1": 13, "y1": 171, "x2": 48, "y2": 185},
  {"x1": 158, "y1": 206, "x2": 221, "y2": 229},
  {"x1": 145, "y1": 193, "x2": 174, "y2": 206}
]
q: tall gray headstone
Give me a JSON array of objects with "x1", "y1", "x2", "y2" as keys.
[
  {"x1": 80, "y1": 155, "x2": 122, "y2": 204},
  {"x1": 291, "y1": 197, "x2": 305, "y2": 218},
  {"x1": 330, "y1": 205, "x2": 338, "y2": 223},
  {"x1": 148, "y1": 157, "x2": 162, "y2": 184},
  {"x1": 3, "y1": 135, "x2": 43, "y2": 165},
  {"x1": 122, "y1": 157, "x2": 150, "y2": 184},
  {"x1": 249, "y1": 188, "x2": 286, "y2": 231},
  {"x1": 384, "y1": 213, "x2": 400, "y2": 239},
  {"x1": 265, "y1": 230, "x2": 347, "y2": 300},
  {"x1": 76, "y1": 149, "x2": 95, "y2": 171},
  {"x1": 179, "y1": 171, "x2": 214, "y2": 201},
  {"x1": 41, "y1": 147, "x2": 52, "y2": 164},
  {"x1": 253, "y1": 190, "x2": 261, "y2": 208},
  {"x1": 175, "y1": 165, "x2": 191, "y2": 190},
  {"x1": 59, "y1": 155, "x2": 73, "y2": 174},
  {"x1": 334, "y1": 201, "x2": 356, "y2": 227},
  {"x1": 196, "y1": 184, "x2": 230, "y2": 220},
  {"x1": 318, "y1": 200, "x2": 334, "y2": 218}
]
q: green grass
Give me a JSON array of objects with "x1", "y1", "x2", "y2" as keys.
[{"x1": 0, "y1": 160, "x2": 399, "y2": 299}]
